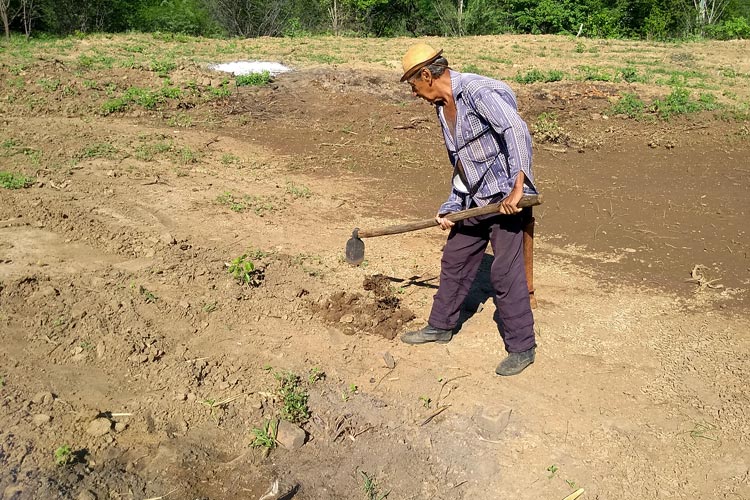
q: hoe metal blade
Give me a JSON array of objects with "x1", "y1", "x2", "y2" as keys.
[{"x1": 345, "y1": 229, "x2": 365, "y2": 266}]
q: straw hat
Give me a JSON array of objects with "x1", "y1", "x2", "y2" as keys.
[{"x1": 400, "y1": 43, "x2": 444, "y2": 82}]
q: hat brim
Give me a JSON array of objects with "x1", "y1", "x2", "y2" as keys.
[{"x1": 400, "y1": 49, "x2": 444, "y2": 82}]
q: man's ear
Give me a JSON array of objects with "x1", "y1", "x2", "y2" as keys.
[{"x1": 421, "y1": 67, "x2": 433, "y2": 84}]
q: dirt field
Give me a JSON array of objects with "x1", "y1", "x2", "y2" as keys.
[{"x1": 1, "y1": 34, "x2": 749, "y2": 500}]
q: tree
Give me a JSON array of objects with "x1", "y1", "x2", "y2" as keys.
[
  {"x1": 0, "y1": 0, "x2": 14, "y2": 38},
  {"x1": 693, "y1": 0, "x2": 729, "y2": 33},
  {"x1": 204, "y1": 0, "x2": 290, "y2": 37}
]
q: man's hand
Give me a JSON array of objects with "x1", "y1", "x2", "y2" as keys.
[
  {"x1": 499, "y1": 189, "x2": 523, "y2": 214},
  {"x1": 435, "y1": 214, "x2": 455, "y2": 230},
  {"x1": 500, "y1": 171, "x2": 526, "y2": 215}
]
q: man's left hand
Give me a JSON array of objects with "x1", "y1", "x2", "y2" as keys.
[{"x1": 499, "y1": 189, "x2": 523, "y2": 215}]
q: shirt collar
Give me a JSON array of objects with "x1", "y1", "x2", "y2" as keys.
[{"x1": 449, "y1": 69, "x2": 463, "y2": 99}]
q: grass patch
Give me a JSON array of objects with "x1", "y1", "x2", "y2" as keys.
[
  {"x1": 216, "y1": 191, "x2": 278, "y2": 216},
  {"x1": 610, "y1": 92, "x2": 647, "y2": 118},
  {"x1": 653, "y1": 87, "x2": 720, "y2": 119},
  {"x1": 78, "y1": 142, "x2": 118, "y2": 159},
  {"x1": 285, "y1": 181, "x2": 311, "y2": 199},
  {"x1": 101, "y1": 86, "x2": 183, "y2": 115},
  {"x1": 0, "y1": 171, "x2": 35, "y2": 189},
  {"x1": 514, "y1": 68, "x2": 564, "y2": 84},
  {"x1": 236, "y1": 71, "x2": 271, "y2": 87}
]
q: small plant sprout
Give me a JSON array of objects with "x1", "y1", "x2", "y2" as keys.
[
  {"x1": 251, "y1": 419, "x2": 278, "y2": 449},
  {"x1": 285, "y1": 181, "x2": 312, "y2": 199},
  {"x1": 227, "y1": 254, "x2": 264, "y2": 287},
  {"x1": 360, "y1": 470, "x2": 390, "y2": 500},
  {"x1": 547, "y1": 464, "x2": 559, "y2": 478},
  {"x1": 139, "y1": 285, "x2": 158, "y2": 303},
  {"x1": 419, "y1": 395, "x2": 432, "y2": 408},
  {"x1": 200, "y1": 395, "x2": 241, "y2": 424},
  {"x1": 54, "y1": 445, "x2": 73, "y2": 466},
  {"x1": 308, "y1": 367, "x2": 325, "y2": 383}
]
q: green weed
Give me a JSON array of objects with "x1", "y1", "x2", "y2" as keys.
[
  {"x1": 227, "y1": 254, "x2": 264, "y2": 287},
  {"x1": 37, "y1": 78, "x2": 61, "y2": 92},
  {"x1": 134, "y1": 141, "x2": 172, "y2": 161},
  {"x1": 285, "y1": 182, "x2": 311, "y2": 199},
  {"x1": 236, "y1": 71, "x2": 271, "y2": 87},
  {"x1": 610, "y1": 92, "x2": 646, "y2": 119},
  {"x1": 216, "y1": 192, "x2": 278, "y2": 216},
  {"x1": 54, "y1": 445, "x2": 73, "y2": 466},
  {"x1": 514, "y1": 68, "x2": 564, "y2": 84},
  {"x1": 221, "y1": 153, "x2": 241, "y2": 165},
  {"x1": 653, "y1": 87, "x2": 720, "y2": 119},
  {"x1": 78, "y1": 142, "x2": 118, "y2": 159},
  {"x1": 306, "y1": 53, "x2": 344, "y2": 64},
  {"x1": 462, "y1": 63, "x2": 484, "y2": 74},
  {"x1": 546, "y1": 464, "x2": 558, "y2": 478},
  {"x1": 419, "y1": 395, "x2": 432, "y2": 408},
  {"x1": 533, "y1": 112, "x2": 568, "y2": 144},
  {"x1": 251, "y1": 419, "x2": 278, "y2": 449},
  {"x1": 275, "y1": 371, "x2": 310, "y2": 423},
  {"x1": 139, "y1": 285, "x2": 158, "y2": 303},
  {"x1": 577, "y1": 65, "x2": 615, "y2": 82},
  {"x1": 202, "y1": 302, "x2": 217, "y2": 313},
  {"x1": 0, "y1": 171, "x2": 34, "y2": 189},
  {"x1": 360, "y1": 471, "x2": 390, "y2": 500}
]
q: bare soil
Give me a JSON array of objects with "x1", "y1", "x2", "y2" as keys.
[{"x1": 0, "y1": 35, "x2": 748, "y2": 500}]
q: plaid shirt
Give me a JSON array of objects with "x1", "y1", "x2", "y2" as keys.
[{"x1": 437, "y1": 70, "x2": 537, "y2": 215}]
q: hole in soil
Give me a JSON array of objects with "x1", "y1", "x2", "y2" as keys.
[{"x1": 309, "y1": 274, "x2": 415, "y2": 340}]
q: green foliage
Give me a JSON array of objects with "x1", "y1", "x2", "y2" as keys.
[
  {"x1": 360, "y1": 471, "x2": 390, "y2": 500},
  {"x1": 0, "y1": 172, "x2": 35, "y2": 189},
  {"x1": 139, "y1": 285, "x2": 158, "y2": 303},
  {"x1": 133, "y1": 0, "x2": 221, "y2": 36},
  {"x1": 54, "y1": 445, "x2": 73, "y2": 466},
  {"x1": 101, "y1": 86, "x2": 183, "y2": 115},
  {"x1": 577, "y1": 65, "x2": 615, "y2": 82},
  {"x1": 653, "y1": 87, "x2": 720, "y2": 119},
  {"x1": 236, "y1": 71, "x2": 271, "y2": 87},
  {"x1": 274, "y1": 371, "x2": 310, "y2": 423},
  {"x1": 216, "y1": 192, "x2": 277, "y2": 216},
  {"x1": 228, "y1": 254, "x2": 264, "y2": 287},
  {"x1": 706, "y1": 16, "x2": 750, "y2": 39},
  {"x1": 514, "y1": 68, "x2": 564, "y2": 84},
  {"x1": 619, "y1": 66, "x2": 647, "y2": 83},
  {"x1": 285, "y1": 182, "x2": 311, "y2": 199},
  {"x1": 610, "y1": 92, "x2": 646, "y2": 118},
  {"x1": 251, "y1": 419, "x2": 278, "y2": 449},
  {"x1": 533, "y1": 112, "x2": 568, "y2": 144},
  {"x1": 78, "y1": 143, "x2": 118, "y2": 159}
]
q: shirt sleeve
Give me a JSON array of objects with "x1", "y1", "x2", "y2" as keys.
[
  {"x1": 439, "y1": 188, "x2": 465, "y2": 215},
  {"x1": 474, "y1": 90, "x2": 534, "y2": 193}
]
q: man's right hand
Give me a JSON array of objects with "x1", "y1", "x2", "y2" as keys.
[{"x1": 435, "y1": 214, "x2": 455, "y2": 230}]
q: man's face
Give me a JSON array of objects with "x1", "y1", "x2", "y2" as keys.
[{"x1": 408, "y1": 70, "x2": 438, "y2": 104}]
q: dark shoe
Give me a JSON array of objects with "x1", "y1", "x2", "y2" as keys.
[
  {"x1": 495, "y1": 347, "x2": 536, "y2": 376},
  {"x1": 400, "y1": 325, "x2": 452, "y2": 345}
]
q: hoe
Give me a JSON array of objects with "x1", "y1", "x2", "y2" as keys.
[{"x1": 345, "y1": 194, "x2": 542, "y2": 266}]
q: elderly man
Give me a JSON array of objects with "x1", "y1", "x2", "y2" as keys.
[{"x1": 399, "y1": 43, "x2": 537, "y2": 376}]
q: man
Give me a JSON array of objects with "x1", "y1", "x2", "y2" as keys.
[{"x1": 399, "y1": 43, "x2": 537, "y2": 377}]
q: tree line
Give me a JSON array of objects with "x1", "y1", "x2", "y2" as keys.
[{"x1": 1, "y1": 0, "x2": 749, "y2": 40}]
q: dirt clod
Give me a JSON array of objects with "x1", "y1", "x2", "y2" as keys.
[{"x1": 276, "y1": 420, "x2": 306, "y2": 450}]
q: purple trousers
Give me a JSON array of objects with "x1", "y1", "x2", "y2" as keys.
[{"x1": 428, "y1": 210, "x2": 535, "y2": 353}]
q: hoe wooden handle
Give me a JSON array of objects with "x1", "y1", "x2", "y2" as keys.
[{"x1": 357, "y1": 194, "x2": 543, "y2": 239}]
